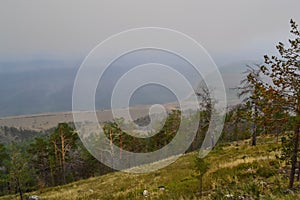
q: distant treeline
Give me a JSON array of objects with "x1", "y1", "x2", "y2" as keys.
[{"x1": 0, "y1": 126, "x2": 54, "y2": 143}]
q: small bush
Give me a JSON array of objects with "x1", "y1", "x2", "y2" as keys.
[
  {"x1": 244, "y1": 182, "x2": 260, "y2": 199},
  {"x1": 236, "y1": 161, "x2": 259, "y2": 171},
  {"x1": 256, "y1": 167, "x2": 276, "y2": 178},
  {"x1": 269, "y1": 160, "x2": 280, "y2": 169}
]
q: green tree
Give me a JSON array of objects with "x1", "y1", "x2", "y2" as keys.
[
  {"x1": 0, "y1": 144, "x2": 8, "y2": 166},
  {"x1": 237, "y1": 65, "x2": 263, "y2": 146},
  {"x1": 247, "y1": 19, "x2": 299, "y2": 188},
  {"x1": 0, "y1": 144, "x2": 9, "y2": 196},
  {"x1": 27, "y1": 137, "x2": 52, "y2": 188},
  {"x1": 261, "y1": 19, "x2": 299, "y2": 189},
  {"x1": 196, "y1": 81, "x2": 216, "y2": 149},
  {"x1": 6, "y1": 143, "x2": 35, "y2": 200},
  {"x1": 226, "y1": 104, "x2": 248, "y2": 144},
  {"x1": 49, "y1": 123, "x2": 78, "y2": 185}
]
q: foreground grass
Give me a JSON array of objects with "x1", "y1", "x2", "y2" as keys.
[{"x1": 1, "y1": 135, "x2": 300, "y2": 199}]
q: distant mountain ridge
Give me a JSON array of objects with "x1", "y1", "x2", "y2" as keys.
[{"x1": 0, "y1": 57, "x2": 256, "y2": 117}]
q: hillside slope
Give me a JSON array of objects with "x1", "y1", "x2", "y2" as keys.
[{"x1": 1, "y1": 136, "x2": 299, "y2": 200}]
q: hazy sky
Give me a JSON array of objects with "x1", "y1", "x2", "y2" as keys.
[{"x1": 1, "y1": 0, "x2": 300, "y2": 65}]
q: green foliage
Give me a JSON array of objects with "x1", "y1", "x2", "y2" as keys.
[
  {"x1": 238, "y1": 19, "x2": 300, "y2": 188},
  {"x1": 235, "y1": 161, "x2": 259, "y2": 171},
  {"x1": 280, "y1": 133, "x2": 294, "y2": 164},
  {"x1": 243, "y1": 182, "x2": 260, "y2": 199},
  {"x1": 1, "y1": 135, "x2": 300, "y2": 199},
  {"x1": 194, "y1": 156, "x2": 209, "y2": 197},
  {"x1": 194, "y1": 157, "x2": 209, "y2": 176},
  {"x1": 0, "y1": 144, "x2": 8, "y2": 166},
  {"x1": 5, "y1": 143, "x2": 37, "y2": 199},
  {"x1": 0, "y1": 126, "x2": 46, "y2": 143},
  {"x1": 256, "y1": 167, "x2": 276, "y2": 178},
  {"x1": 0, "y1": 144, "x2": 9, "y2": 196},
  {"x1": 269, "y1": 160, "x2": 280, "y2": 169},
  {"x1": 103, "y1": 111, "x2": 182, "y2": 153}
]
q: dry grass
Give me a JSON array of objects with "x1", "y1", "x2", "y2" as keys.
[{"x1": 1, "y1": 135, "x2": 300, "y2": 199}]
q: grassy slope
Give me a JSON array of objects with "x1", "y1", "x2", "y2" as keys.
[{"x1": 1, "y1": 136, "x2": 300, "y2": 200}]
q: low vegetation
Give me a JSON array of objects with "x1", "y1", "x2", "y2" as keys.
[{"x1": 1, "y1": 135, "x2": 299, "y2": 199}]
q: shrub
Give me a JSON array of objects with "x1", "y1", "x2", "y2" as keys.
[
  {"x1": 236, "y1": 161, "x2": 259, "y2": 171},
  {"x1": 244, "y1": 182, "x2": 260, "y2": 199},
  {"x1": 256, "y1": 167, "x2": 276, "y2": 178},
  {"x1": 269, "y1": 160, "x2": 280, "y2": 169}
]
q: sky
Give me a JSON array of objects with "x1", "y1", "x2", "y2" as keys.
[{"x1": 1, "y1": 0, "x2": 300, "y2": 66}]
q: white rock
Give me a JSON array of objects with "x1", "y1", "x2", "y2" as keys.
[
  {"x1": 225, "y1": 194, "x2": 234, "y2": 198},
  {"x1": 158, "y1": 186, "x2": 165, "y2": 191},
  {"x1": 27, "y1": 196, "x2": 39, "y2": 200},
  {"x1": 143, "y1": 189, "x2": 150, "y2": 197}
]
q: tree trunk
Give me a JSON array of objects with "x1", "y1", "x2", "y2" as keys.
[
  {"x1": 60, "y1": 132, "x2": 66, "y2": 184},
  {"x1": 109, "y1": 129, "x2": 114, "y2": 169},
  {"x1": 252, "y1": 105, "x2": 258, "y2": 146},
  {"x1": 49, "y1": 163, "x2": 55, "y2": 186},
  {"x1": 16, "y1": 178, "x2": 23, "y2": 200},
  {"x1": 252, "y1": 124, "x2": 257, "y2": 146},
  {"x1": 119, "y1": 130, "x2": 122, "y2": 159},
  {"x1": 289, "y1": 123, "x2": 300, "y2": 189},
  {"x1": 276, "y1": 127, "x2": 280, "y2": 143},
  {"x1": 234, "y1": 122, "x2": 238, "y2": 145},
  {"x1": 52, "y1": 141, "x2": 59, "y2": 184},
  {"x1": 297, "y1": 161, "x2": 300, "y2": 182},
  {"x1": 199, "y1": 175, "x2": 203, "y2": 198}
]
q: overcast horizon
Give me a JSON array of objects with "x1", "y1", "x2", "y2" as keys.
[{"x1": 1, "y1": 1, "x2": 300, "y2": 117}]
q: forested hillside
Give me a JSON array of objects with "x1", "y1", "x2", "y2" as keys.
[{"x1": 0, "y1": 18, "x2": 299, "y2": 200}]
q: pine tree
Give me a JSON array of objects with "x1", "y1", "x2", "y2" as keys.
[{"x1": 246, "y1": 19, "x2": 300, "y2": 188}]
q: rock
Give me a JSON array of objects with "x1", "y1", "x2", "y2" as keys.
[
  {"x1": 26, "y1": 196, "x2": 39, "y2": 200},
  {"x1": 143, "y1": 189, "x2": 150, "y2": 197},
  {"x1": 238, "y1": 194, "x2": 252, "y2": 200},
  {"x1": 225, "y1": 194, "x2": 234, "y2": 199},
  {"x1": 283, "y1": 189, "x2": 294, "y2": 194},
  {"x1": 158, "y1": 186, "x2": 165, "y2": 191}
]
